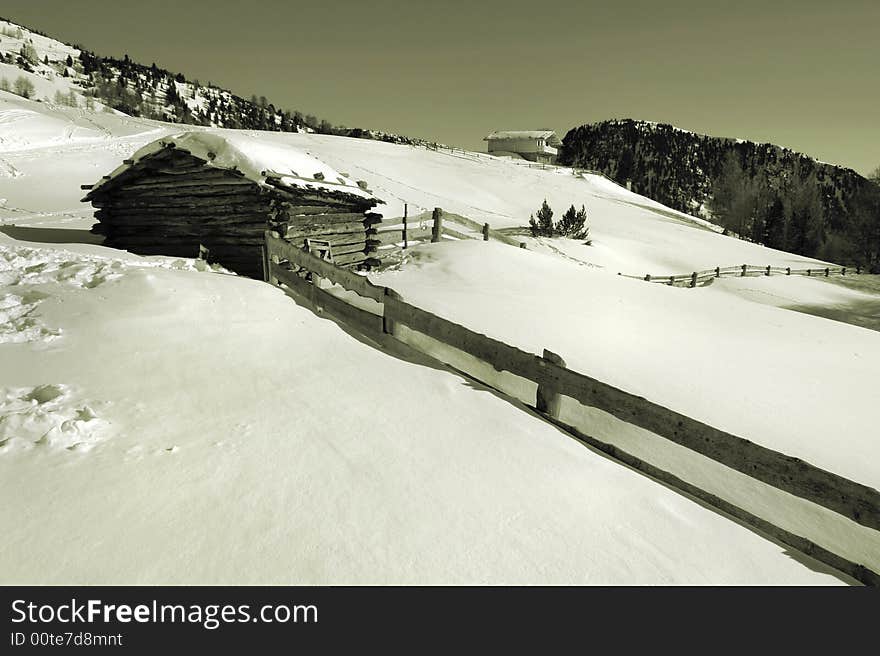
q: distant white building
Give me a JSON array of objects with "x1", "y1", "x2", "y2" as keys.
[{"x1": 483, "y1": 130, "x2": 562, "y2": 164}]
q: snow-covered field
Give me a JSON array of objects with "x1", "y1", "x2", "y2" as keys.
[
  {"x1": 0, "y1": 239, "x2": 847, "y2": 585},
  {"x1": 1, "y1": 90, "x2": 877, "y2": 584}
]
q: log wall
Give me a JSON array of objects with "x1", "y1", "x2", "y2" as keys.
[{"x1": 85, "y1": 147, "x2": 380, "y2": 278}]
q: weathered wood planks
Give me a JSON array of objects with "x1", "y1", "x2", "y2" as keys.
[{"x1": 86, "y1": 147, "x2": 382, "y2": 277}]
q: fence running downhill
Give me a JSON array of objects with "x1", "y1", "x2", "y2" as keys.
[
  {"x1": 621, "y1": 264, "x2": 858, "y2": 288},
  {"x1": 263, "y1": 229, "x2": 880, "y2": 586}
]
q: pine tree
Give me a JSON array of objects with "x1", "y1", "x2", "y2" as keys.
[
  {"x1": 574, "y1": 205, "x2": 590, "y2": 242},
  {"x1": 556, "y1": 204, "x2": 590, "y2": 240},
  {"x1": 761, "y1": 197, "x2": 785, "y2": 249},
  {"x1": 528, "y1": 214, "x2": 539, "y2": 237},
  {"x1": 537, "y1": 199, "x2": 554, "y2": 236},
  {"x1": 557, "y1": 205, "x2": 578, "y2": 235}
]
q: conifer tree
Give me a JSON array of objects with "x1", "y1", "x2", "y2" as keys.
[
  {"x1": 574, "y1": 205, "x2": 590, "y2": 242},
  {"x1": 557, "y1": 205, "x2": 578, "y2": 235},
  {"x1": 535, "y1": 199, "x2": 554, "y2": 236},
  {"x1": 556, "y1": 204, "x2": 590, "y2": 240},
  {"x1": 528, "y1": 213, "x2": 539, "y2": 236}
]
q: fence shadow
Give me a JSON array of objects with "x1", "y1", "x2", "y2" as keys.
[
  {"x1": 0, "y1": 225, "x2": 104, "y2": 245},
  {"x1": 274, "y1": 265, "x2": 859, "y2": 586},
  {"x1": 263, "y1": 229, "x2": 880, "y2": 586}
]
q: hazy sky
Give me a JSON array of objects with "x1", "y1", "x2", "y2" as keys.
[{"x1": 4, "y1": 1, "x2": 877, "y2": 174}]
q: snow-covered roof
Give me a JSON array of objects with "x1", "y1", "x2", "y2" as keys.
[
  {"x1": 84, "y1": 131, "x2": 379, "y2": 204},
  {"x1": 484, "y1": 130, "x2": 561, "y2": 143}
]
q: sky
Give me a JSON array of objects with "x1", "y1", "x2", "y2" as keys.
[{"x1": 3, "y1": 0, "x2": 877, "y2": 174}]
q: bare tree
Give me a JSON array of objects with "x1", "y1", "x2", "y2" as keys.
[{"x1": 13, "y1": 76, "x2": 35, "y2": 99}]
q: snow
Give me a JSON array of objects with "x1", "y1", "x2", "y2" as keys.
[
  {"x1": 371, "y1": 241, "x2": 880, "y2": 485},
  {"x1": 89, "y1": 130, "x2": 377, "y2": 203},
  {"x1": 369, "y1": 241, "x2": 880, "y2": 573},
  {"x1": 485, "y1": 130, "x2": 559, "y2": 140},
  {"x1": 230, "y1": 131, "x2": 835, "y2": 275},
  {"x1": 0, "y1": 20, "x2": 87, "y2": 107},
  {"x1": 1, "y1": 90, "x2": 877, "y2": 584},
  {"x1": 0, "y1": 239, "x2": 844, "y2": 584}
]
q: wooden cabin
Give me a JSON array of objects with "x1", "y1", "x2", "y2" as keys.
[
  {"x1": 483, "y1": 130, "x2": 562, "y2": 164},
  {"x1": 82, "y1": 132, "x2": 383, "y2": 278}
]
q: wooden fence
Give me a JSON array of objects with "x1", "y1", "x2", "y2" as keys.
[
  {"x1": 373, "y1": 206, "x2": 527, "y2": 251},
  {"x1": 620, "y1": 264, "x2": 857, "y2": 288},
  {"x1": 421, "y1": 143, "x2": 617, "y2": 182},
  {"x1": 263, "y1": 229, "x2": 880, "y2": 584}
]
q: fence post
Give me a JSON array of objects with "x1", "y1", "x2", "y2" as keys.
[
  {"x1": 668, "y1": 276, "x2": 675, "y2": 286},
  {"x1": 842, "y1": 267, "x2": 846, "y2": 276},
  {"x1": 645, "y1": 274, "x2": 652, "y2": 282},
  {"x1": 786, "y1": 267, "x2": 791, "y2": 276},
  {"x1": 383, "y1": 287, "x2": 402, "y2": 337},
  {"x1": 715, "y1": 267, "x2": 720, "y2": 278},
  {"x1": 261, "y1": 243, "x2": 269, "y2": 283},
  {"x1": 536, "y1": 349, "x2": 565, "y2": 419},
  {"x1": 825, "y1": 267, "x2": 830, "y2": 277},
  {"x1": 690, "y1": 272, "x2": 697, "y2": 288},
  {"x1": 431, "y1": 207, "x2": 443, "y2": 243},
  {"x1": 807, "y1": 269, "x2": 811, "y2": 276},
  {"x1": 269, "y1": 254, "x2": 281, "y2": 286},
  {"x1": 765, "y1": 265, "x2": 771, "y2": 276},
  {"x1": 482, "y1": 223, "x2": 490, "y2": 241},
  {"x1": 403, "y1": 204, "x2": 408, "y2": 250},
  {"x1": 267, "y1": 231, "x2": 281, "y2": 286},
  {"x1": 741, "y1": 264, "x2": 747, "y2": 277}
]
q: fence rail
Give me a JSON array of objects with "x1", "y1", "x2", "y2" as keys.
[
  {"x1": 620, "y1": 264, "x2": 857, "y2": 288},
  {"x1": 264, "y1": 229, "x2": 880, "y2": 551},
  {"x1": 373, "y1": 206, "x2": 527, "y2": 253},
  {"x1": 420, "y1": 143, "x2": 619, "y2": 183}
]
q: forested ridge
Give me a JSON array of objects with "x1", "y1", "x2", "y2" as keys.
[{"x1": 559, "y1": 119, "x2": 880, "y2": 271}]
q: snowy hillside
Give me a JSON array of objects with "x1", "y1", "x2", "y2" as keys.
[
  {"x1": 0, "y1": 239, "x2": 845, "y2": 585},
  {"x1": 0, "y1": 18, "x2": 436, "y2": 146},
  {"x1": 2, "y1": 92, "x2": 878, "y2": 584}
]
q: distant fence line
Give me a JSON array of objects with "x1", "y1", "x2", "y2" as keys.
[
  {"x1": 373, "y1": 204, "x2": 859, "y2": 291},
  {"x1": 263, "y1": 228, "x2": 880, "y2": 588},
  {"x1": 420, "y1": 143, "x2": 617, "y2": 181},
  {"x1": 373, "y1": 206, "x2": 527, "y2": 252},
  {"x1": 620, "y1": 264, "x2": 859, "y2": 288}
]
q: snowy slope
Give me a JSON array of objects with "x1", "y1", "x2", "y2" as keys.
[
  {"x1": 0, "y1": 92, "x2": 168, "y2": 230},
  {"x1": 0, "y1": 239, "x2": 844, "y2": 584},
  {"x1": 228, "y1": 130, "x2": 837, "y2": 275},
  {"x1": 2, "y1": 95, "x2": 877, "y2": 583},
  {"x1": 0, "y1": 19, "x2": 95, "y2": 110},
  {"x1": 370, "y1": 241, "x2": 880, "y2": 488}
]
